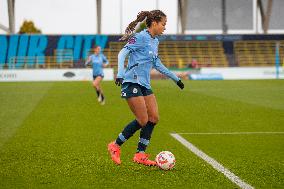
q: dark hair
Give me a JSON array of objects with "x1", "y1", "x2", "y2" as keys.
[{"x1": 120, "y1": 10, "x2": 166, "y2": 41}]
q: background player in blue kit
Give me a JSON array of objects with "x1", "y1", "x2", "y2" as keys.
[
  {"x1": 85, "y1": 45, "x2": 109, "y2": 105},
  {"x1": 108, "y1": 10, "x2": 184, "y2": 166}
]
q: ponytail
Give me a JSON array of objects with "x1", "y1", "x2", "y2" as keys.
[
  {"x1": 120, "y1": 10, "x2": 166, "y2": 41},
  {"x1": 120, "y1": 11, "x2": 150, "y2": 41}
]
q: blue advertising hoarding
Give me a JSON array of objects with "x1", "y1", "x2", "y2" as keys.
[{"x1": 1, "y1": 34, "x2": 284, "y2": 68}]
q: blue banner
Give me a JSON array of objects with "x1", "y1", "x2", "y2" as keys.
[
  {"x1": 0, "y1": 35, "x2": 112, "y2": 68},
  {"x1": 1, "y1": 34, "x2": 284, "y2": 68}
]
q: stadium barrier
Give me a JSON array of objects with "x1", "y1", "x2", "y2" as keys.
[
  {"x1": 194, "y1": 67, "x2": 284, "y2": 80},
  {"x1": 1, "y1": 67, "x2": 283, "y2": 81},
  {"x1": 0, "y1": 68, "x2": 114, "y2": 82},
  {"x1": 152, "y1": 66, "x2": 284, "y2": 80}
]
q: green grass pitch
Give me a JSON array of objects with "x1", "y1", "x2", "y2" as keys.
[{"x1": 0, "y1": 80, "x2": 283, "y2": 188}]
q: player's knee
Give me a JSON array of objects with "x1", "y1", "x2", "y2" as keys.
[
  {"x1": 93, "y1": 83, "x2": 99, "y2": 89},
  {"x1": 149, "y1": 114, "x2": 159, "y2": 124},
  {"x1": 137, "y1": 117, "x2": 148, "y2": 127}
]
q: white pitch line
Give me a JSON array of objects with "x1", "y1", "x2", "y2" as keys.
[
  {"x1": 177, "y1": 132, "x2": 284, "y2": 135},
  {"x1": 170, "y1": 133, "x2": 254, "y2": 189}
]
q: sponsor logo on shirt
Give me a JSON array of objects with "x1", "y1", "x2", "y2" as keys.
[{"x1": 128, "y1": 37, "x2": 136, "y2": 44}]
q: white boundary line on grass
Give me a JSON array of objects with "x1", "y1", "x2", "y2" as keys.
[
  {"x1": 177, "y1": 132, "x2": 284, "y2": 135},
  {"x1": 170, "y1": 133, "x2": 254, "y2": 189}
]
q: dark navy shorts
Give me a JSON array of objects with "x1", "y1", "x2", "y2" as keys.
[
  {"x1": 121, "y1": 82, "x2": 153, "y2": 99},
  {"x1": 93, "y1": 75, "x2": 104, "y2": 80}
]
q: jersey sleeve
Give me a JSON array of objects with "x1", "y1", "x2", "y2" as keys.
[
  {"x1": 153, "y1": 57, "x2": 180, "y2": 82},
  {"x1": 102, "y1": 54, "x2": 109, "y2": 65},
  {"x1": 85, "y1": 55, "x2": 92, "y2": 66},
  {"x1": 123, "y1": 34, "x2": 144, "y2": 53},
  {"x1": 117, "y1": 47, "x2": 131, "y2": 78}
]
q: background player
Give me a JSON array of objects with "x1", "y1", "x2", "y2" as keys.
[{"x1": 85, "y1": 45, "x2": 109, "y2": 105}]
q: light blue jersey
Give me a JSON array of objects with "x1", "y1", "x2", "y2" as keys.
[
  {"x1": 85, "y1": 53, "x2": 109, "y2": 76},
  {"x1": 117, "y1": 29, "x2": 179, "y2": 89}
]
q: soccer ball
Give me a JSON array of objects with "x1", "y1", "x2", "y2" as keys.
[{"x1": 155, "y1": 151, "x2": 176, "y2": 170}]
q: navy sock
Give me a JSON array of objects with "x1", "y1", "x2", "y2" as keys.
[
  {"x1": 137, "y1": 121, "x2": 156, "y2": 152},
  {"x1": 95, "y1": 89, "x2": 100, "y2": 97},
  {"x1": 115, "y1": 120, "x2": 141, "y2": 146}
]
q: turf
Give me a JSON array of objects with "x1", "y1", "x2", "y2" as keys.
[{"x1": 0, "y1": 80, "x2": 283, "y2": 188}]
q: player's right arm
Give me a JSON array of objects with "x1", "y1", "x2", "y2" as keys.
[
  {"x1": 116, "y1": 34, "x2": 143, "y2": 86},
  {"x1": 85, "y1": 56, "x2": 91, "y2": 66},
  {"x1": 116, "y1": 48, "x2": 130, "y2": 86}
]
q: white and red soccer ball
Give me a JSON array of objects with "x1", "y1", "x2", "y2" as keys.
[{"x1": 155, "y1": 151, "x2": 176, "y2": 170}]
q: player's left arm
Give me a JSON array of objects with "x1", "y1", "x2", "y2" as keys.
[{"x1": 153, "y1": 57, "x2": 184, "y2": 89}]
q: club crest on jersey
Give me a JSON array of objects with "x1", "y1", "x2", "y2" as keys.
[
  {"x1": 128, "y1": 37, "x2": 136, "y2": 44},
  {"x1": 133, "y1": 88, "x2": 138, "y2": 94}
]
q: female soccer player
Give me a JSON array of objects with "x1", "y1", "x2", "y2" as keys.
[
  {"x1": 108, "y1": 10, "x2": 184, "y2": 166},
  {"x1": 85, "y1": 45, "x2": 109, "y2": 105}
]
